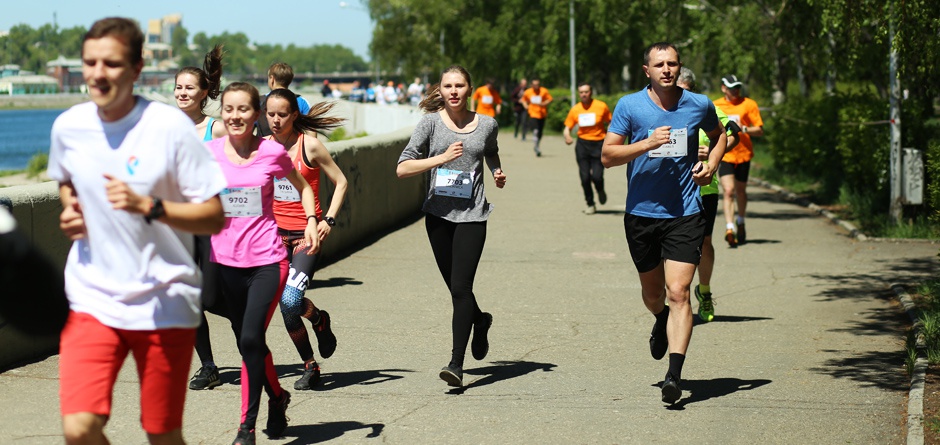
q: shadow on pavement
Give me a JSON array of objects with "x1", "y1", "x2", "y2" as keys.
[
  {"x1": 282, "y1": 420, "x2": 384, "y2": 444},
  {"x1": 809, "y1": 349, "x2": 908, "y2": 392},
  {"x1": 810, "y1": 257, "x2": 938, "y2": 303},
  {"x1": 316, "y1": 368, "x2": 417, "y2": 391},
  {"x1": 693, "y1": 314, "x2": 772, "y2": 326},
  {"x1": 310, "y1": 276, "x2": 363, "y2": 289},
  {"x1": 651, "y1": 377, "x2": 772, "y2": 410},
  {"x1": 447, "y1": 360, "x2": 557, "y2": 395},
  {"x1": 746, "y1": 210, "x2": 816, "y2": 221}
]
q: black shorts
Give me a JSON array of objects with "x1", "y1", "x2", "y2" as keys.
[
  {"x1": 624, "y1": 213, "x2": 706, "y2": 273},
  {"x1": 701, "y1": 194, "x2": 719, "y2": 237},
  {"x1": 718, "y1": 161, "x2": 751, "y2": 183}
]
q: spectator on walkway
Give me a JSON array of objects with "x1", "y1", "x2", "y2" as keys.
[
  {"x1": 408, "y1": 77, "x2": 425, "y2": 106},
  {"x1": 563, "y1": 83, "x2": 612, "y2": 215},
  {"x1": 601, "y1": 42, "x2": 726, "y2": 405},
  {"x1": 321, "y1": 80, "x2": 333, "y2": 99},
  {"x1": 383, "y1": 81, "x2": 399, "y2": 104},
  {"x1": 396, "y1": 65, "x2": 507, "y2": 388},
  {"x1": 349, "y1": 80, "x2": 366, "y2": 103},
  {"x1": 49, "y1": 17, "x2": 226, "y2": 445}
]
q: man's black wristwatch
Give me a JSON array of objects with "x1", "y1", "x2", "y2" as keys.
[
  {"x1": 144, "y1": 197, "x2": 165, "y2": 224},
  {"x1": 323, "y1": 216, "x2": 336, "y2": 227}
]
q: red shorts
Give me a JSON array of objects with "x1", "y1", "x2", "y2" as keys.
[{"x1": 59, "y1": 312, "x2": 196, "y2": 434}]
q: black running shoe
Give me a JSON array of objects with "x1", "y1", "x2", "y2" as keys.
[
  {"x1": 294, "y1": 361, "x2": 321, "y2": 390},
  {"x1": 471, "y1": 312, "x2": 492, "y2": 360},
  {"x1": 439, "y1": 363, "x2": 463, "y2": 387},
  {"x1": 661, "y1": 373, "x2": 681, "y2": 404},
  {"x1": 649, "y1": 307, "x2": 669, "y2": 360},
  {"x1": 265, "y1": 390, "x2": 291, "y2": 438},
  {"x1": 232, "y1": 423, "x2": 255, "y2": 445},
  {"x1": 737, "y1": 222, "x2": 746, "y2": 244},
  {"x1": 598, "y1": 190, "x2": 607, "y2": 205},
  {"x1": 189, "y1": 365, "x2": 221, "y2": 390},
  {"x1": 313, "y1": 310, "x2": 337, "y2": 359}
]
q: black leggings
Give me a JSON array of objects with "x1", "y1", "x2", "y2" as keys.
[
  {"x1": 218, "y1": 261, "x2": 288, "y2": 429},
  {"x1": 425, "y1": 215, "x2": 486, "y2": 367},
  {"x1": 575, "y1": 138, "x2": 605, "y2": 206},
  {"x1": 194, "y1": 235, "x2": 225, "y2": 367}
]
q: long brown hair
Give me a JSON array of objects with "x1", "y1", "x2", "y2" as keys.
[
  {"x1": 418, "y1": 65, "x2": 473, "y2": 113},
  {"x1": 176, "y1": 44, "x2": 224, "y2": 110},
  {"x1": 265, "y1": 89, "x2": 344, "y2": 137}
]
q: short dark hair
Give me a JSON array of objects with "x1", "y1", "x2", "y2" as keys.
[
  {"x1": 643, "y1": 42, "x2": 680, "y2": 66},
  {"x1": 83, "y1": 17, "x2": 145, "y2": 66}
]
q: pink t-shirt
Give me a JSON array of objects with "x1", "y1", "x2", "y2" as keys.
[{"x1": 208, "y1": 137, "x2": 292, "y2": 268}]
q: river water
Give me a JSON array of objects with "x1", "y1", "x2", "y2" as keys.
[{"x1": 0, "y1": 109, "x2": 65, "y2": 171}]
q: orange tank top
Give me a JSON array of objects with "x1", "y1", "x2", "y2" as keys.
[{"x1": 272, "y1": 133, "x2": 322, "y2": 230}]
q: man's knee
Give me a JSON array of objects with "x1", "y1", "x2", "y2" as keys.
[{"x1": 63, "y1": 412, "x2": 107, "y2": 445}]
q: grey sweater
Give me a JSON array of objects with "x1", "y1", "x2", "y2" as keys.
[{"x1": 398, "y1": 112, "x2": 499, "y2": 222}]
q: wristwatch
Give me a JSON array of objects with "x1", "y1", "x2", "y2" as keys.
[
  {"x1": 144, "y1": 197, "x2": 165, "y2": 224},
  {"x1": 323, "y1": 216, "x2": 336, "y2": 227}
]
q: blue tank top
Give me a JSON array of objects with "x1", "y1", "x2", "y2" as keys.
[{"x1": 203, "y1": 117, "x2": 216, "y2": 142}]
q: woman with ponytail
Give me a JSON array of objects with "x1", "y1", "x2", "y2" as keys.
[
  {"x1": 265, "y1": 89, "x2": 348, "y2": 390},
  {"x1": 397, "y1": 65, "x2": 507, "y2": 387},
  {"x1": 174, "y1": 44, "x2": 229, "y2": 391}
]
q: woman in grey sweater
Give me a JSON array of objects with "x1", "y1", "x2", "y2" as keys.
[{"x1": 397, "y1": 65, "x2": 507, "y2": 387}]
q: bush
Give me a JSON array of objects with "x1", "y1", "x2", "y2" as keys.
[{"x1": 26, "y1": 153, "x2": 47, "y2": 179}]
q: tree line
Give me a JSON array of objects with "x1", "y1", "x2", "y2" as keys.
[
  {"x1": 0, "y1": 22, "x2": 369, "y2": 76},
  {"x1": 367, "y1": 0, "x2": 939, "y2": 233}
]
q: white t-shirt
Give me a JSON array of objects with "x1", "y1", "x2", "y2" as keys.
[{"x1": 47, "y1": 98, "x2": 227, "y2": 330}]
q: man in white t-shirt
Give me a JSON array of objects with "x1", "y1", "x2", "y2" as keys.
[
  {"x1": 407, "y1": 77, "x2": 424, "y2": 106},
  {"x1": 46, "y1": 17, "x2": 226, "y2": 445}
]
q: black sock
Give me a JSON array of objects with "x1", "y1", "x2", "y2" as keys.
[
  {"x1": 654, "y1": 305, "x2": 670, "y2": 326},
  {"x1": 668, "y1": 353, "x2": 685, "y2": 381}
]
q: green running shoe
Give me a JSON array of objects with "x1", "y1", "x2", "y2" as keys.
[{"x1": 695, "y1": 285, "x2": 715, "y2": 323}]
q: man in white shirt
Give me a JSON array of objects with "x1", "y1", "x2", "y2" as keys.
[{"x1": 47, "y1": 17, "x2": 226, "y2": 445}]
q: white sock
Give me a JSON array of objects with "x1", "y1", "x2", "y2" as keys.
[{"x1": 726, "y1": 222, "x2": 735, "y2": 230}]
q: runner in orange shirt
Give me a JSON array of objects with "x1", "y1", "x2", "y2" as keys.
[
  {"x1": 563, "y1": 84, "x2": 612, "y2": 214},
  {"x1": 470, "y1": 78, "x2": 502, "y2": 118},
  {"x1": 521, "y1": 79, "x2": 553, "y2": 156},
  {"x1": 713, "y1": 74, "x2": 764, "y2": 246}
]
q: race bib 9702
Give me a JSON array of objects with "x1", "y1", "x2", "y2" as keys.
[
  {"x1": 220, "y1": 187, "x2": 262, "y2": 217},
  {"x1": 647, "y1": 127, "x2": 689, "y2": 158}
]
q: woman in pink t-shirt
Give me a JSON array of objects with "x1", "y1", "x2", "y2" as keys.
[
  {"x1": 265, "y1": 88, "x2": 348, "y2": 391},
  {"x1": 207, "y1": 82, "x2": 318, "y2": 445}
]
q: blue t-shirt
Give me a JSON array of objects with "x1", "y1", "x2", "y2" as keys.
[
  {"x1": 296, "y1": 95, "x2": 311, "y2": 115},
  {"x1": 608, "y1": 86, "x2": 719, "y2": 218}
]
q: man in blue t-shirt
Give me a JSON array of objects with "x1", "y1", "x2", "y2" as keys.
[{"x1": 602, "y1": 42, "x2": 727, "y2": 405}]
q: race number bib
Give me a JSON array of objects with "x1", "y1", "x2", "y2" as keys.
[
  {"x1": 434, "y1": 168, "x2": 474, "y2": 199},
  {"x1": 530, "y1": 95, "x2": 542, "y2": 105},
  {"x1": 273, "y1": 177, "x2": 301, "y2": 202},
  {"x1": 220, "y1": 187, "x2": 262, "y2": 217},
  {"x1": 728, "y1": 114, "x2": 741, "y2": 125},
  {"x1": 578, "y1": 113, "x2": 597, "y2": 127},
  {"x1": 647, "y1": 127, "x2": 689, "y2": 158},
  {"x1": 482, "y1": 95, "x2": 494, "y2": 105}
]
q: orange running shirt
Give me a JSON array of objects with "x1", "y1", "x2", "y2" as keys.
[
  {"x1": 713, "y1": 96, "x2": 763, "y2": 164},
  {"x1": 472, "y1": 85, "x2": 502, "y2": 117},
  {"x1": 563, "y1": 99, "x2": 612, "y2": 141},
  {"x1": 523, "y1": 88, "x2": 552, "y2": 119}
]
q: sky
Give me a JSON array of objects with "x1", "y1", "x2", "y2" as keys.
[{"x1": 1, "y1": 0, "x2": 374, "y2": 61}]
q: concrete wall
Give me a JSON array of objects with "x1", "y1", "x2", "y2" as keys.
[{"x1": 0, "y1": 127, "x2": 424, "y2": 369}]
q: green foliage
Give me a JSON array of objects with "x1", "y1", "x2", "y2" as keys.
[
  {"x1": 0, "y1": 23, "x2": 86, "y2": 73},
  {"x1": 25, "y1": 153, "x2": 47, "y2": 179},
  {"x1": 328, "y1": 127, "x2": 368, "y2": 141}
]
